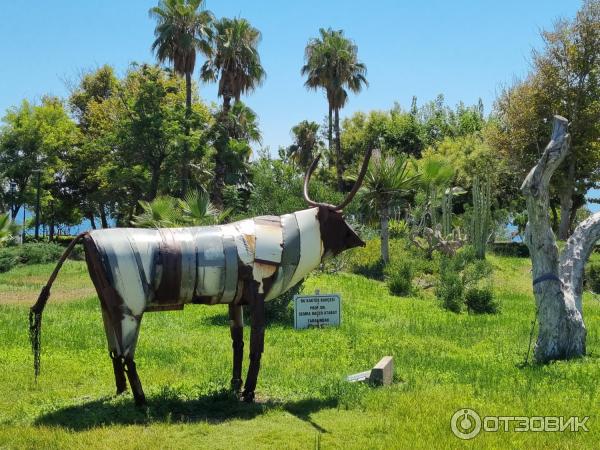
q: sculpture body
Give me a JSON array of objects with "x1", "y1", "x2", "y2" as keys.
[
  {"x1": 84, "y1": 209, "x2": 323, "y2": 361},
  {"x1": 29, "y1": 149, "x2": 372, "y2": 405}
]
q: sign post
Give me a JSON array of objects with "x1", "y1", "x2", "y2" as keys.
[{"x1": 293, "y1": 293, "x2": 341, "y2": 329}]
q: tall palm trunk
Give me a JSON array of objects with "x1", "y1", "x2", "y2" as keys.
[
  {"x1": 211, "y1": 96, "x2": 232, "y2": 209},
  {"x1": 86, "y1": 212, "x2": 97, "y2": 230},
  {"x1": 223, "y1": 95, "x2": 232, "y2": 114},
  {"x1": 182, "y1": 71, "x2": 193, "y2": 195},
  {"x1": 99, "y1": 206, "x2": 109, "y2": 229},
  {"x1": 334, "y1": 107, "x2": 344, "y2": 191},
  {"x1": 328, "y1": 103, "x2": 333, "y2": 159}
]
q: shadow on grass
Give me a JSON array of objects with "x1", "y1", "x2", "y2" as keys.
[{"x1": 34, "y1": 388, "x2": 337, "y2": 432}]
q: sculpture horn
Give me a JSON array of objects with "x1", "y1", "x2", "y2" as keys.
[
  {"x1": 303, "y1": 147, "x2": 373, "y2": 211},
  {"x1": 303, "y1": 153, "x2": 324, "y2": 208}
]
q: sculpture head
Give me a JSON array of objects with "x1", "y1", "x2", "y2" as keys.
[{"x1": 303, "y1": 148, "x2": 373, "y2": 258}]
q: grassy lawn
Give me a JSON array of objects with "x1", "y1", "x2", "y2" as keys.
[{"x1": 1, "y1": 254, "x2": 600, "y2": 449}]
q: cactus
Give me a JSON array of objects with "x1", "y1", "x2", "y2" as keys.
[
  {"x1": 470, "y1": 176, "x2": 492, "y2": 259},
  {"x1": 441, "y1": 189, "x2": 452, "y2": 237}
]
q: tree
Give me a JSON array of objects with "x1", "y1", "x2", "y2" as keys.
[
  {"x1": 0, "y1": 100, "x2": 41, "y2": 220},
  {"x1": 423, "y1": 134, "x2": 498, "y2": 189},
  {"x1": 286, "y1": 120, "x2": 322, "y2": 170},
  {"x1": 521, "y1": 116, "x2": 590, "y2": 362},
  {"x1": 69, "y1": 65, "x2": 117, "y2": 132},
  {"x1": 0, "y1": 97, "x2": 81, "y2": 232},
  {"x1": 358, "y1": 151, "x2": 419, "y2": 263},
  {"x1": 150, "y1": 0, "x2": 213, "y2": 193},
  {"x1": 201, "y1": 17, "x2": 265, "y2": 207},
  {"x1": 493, "y1": 0, "x2": 600, "y2": 239},
  {"x1": 68, "y1": 65, "x2": 118, "y2": 227},
  {"x1": 208, "y1": 101, "x2": 260, "y2": 195},
  {"x1": 341, "y1": 108, "x2": 425, "y2": 174},
  {"x1": 302, "y1": 28, "x2": 368, "y2": 190}
]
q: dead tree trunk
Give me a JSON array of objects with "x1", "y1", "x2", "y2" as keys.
[{"x1": 521, "y1": 115, "x2": 588, "y2": 362}]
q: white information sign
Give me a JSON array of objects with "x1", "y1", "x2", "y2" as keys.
[{"x1": 293, "y1": 293, "x2": 341, "y2": 329}]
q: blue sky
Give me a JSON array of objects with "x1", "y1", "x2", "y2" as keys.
[{"x1": 0, "y1": 0, "x2": 582, "y2": 153}]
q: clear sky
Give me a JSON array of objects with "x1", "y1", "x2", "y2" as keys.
[{"x1": 0, "y1": 0, "x2": 582, "y2": 154}]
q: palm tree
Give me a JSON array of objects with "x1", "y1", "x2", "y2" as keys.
[
  {"x1": 201, "y1": 17, "x2": 265, "y2": 112},
  {"x1": 302, "y1": 28, "x2": 368, "y2": 191},
  {"x1": 201, "y1": 17, "x2": 265, "y2": 206},
  {"x1": 131, "y1": 190, "x2": 226, "y2": 228},
  {"x1": 287, "y1": 120, "x2": 322, "y2": 170},
  {"x1": 359, "y1": 151, "x2": 419, "y2": 264},
  {"x1": 417, "y1": 155, "x2": 455, "y2": 228},
  {"x1": 149, "y1": 0, "x2": 213, "y2": 193}
]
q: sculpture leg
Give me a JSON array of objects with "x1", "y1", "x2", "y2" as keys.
[
  {"x1": 242, "y1": 297, "x2": 266, "y2": 403},
  {"x1": 123, "y1": 356, "x2": 146, "y2": 406},
  {"x1": 101, "y1": 307, "x2": 127, "y2": 394},
  {"x1": 109, "y1": 352, "x2": 127, "y2": 394},
  {"x1": 121, "y1": 315, "x2": 145, "y2": 406},
  {"x1": 229, "y1": 303, "x2": 244, "y2": 393}
]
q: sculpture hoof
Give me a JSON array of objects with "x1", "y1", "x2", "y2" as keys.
[
  {"x1": 230, "y1": 378, "x2": 243, "y2": 393},
  {"x1": 241, "y1": 390, "x2": 255, "y2": 403}
]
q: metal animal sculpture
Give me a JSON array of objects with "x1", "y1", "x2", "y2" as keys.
[{"x1": 29, "y1": 149, "x2": 371, "y2": 405}]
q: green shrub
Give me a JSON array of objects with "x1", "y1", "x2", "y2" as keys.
[
  {"x1": 585, "y1": 262, "x2": 600, "y2": 293},
  {"x1": 435, "y1": 246, "x2": 496, "y2": 314},
  {"x1": 353, "y1": 258, "x2": 385, "y2": 280},
  {"x1": 465, "y1": 287, "x2": 498, "y2": 314},
  {"x1": 436, "y1": 269, "x2": 463, "y2": 313},
  {"x1": 266, "y1": 280, "x2": 304, "y2": 323},
  {"x1": 388, "y1": 219, "x2": 409, "y2": 238},
  {"x1": 19, "y1": 242, "x2": 64, "y2": 264},
  {"x1": 386, "y1": 261, "x2": 413, "y2": 296},
  {"x1": 0, "y1": 249, "x2": 19, "y2": 273}
]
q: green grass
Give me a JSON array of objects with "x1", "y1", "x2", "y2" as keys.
[{"x1": 1, "y1": 256, "x2": 600, "y2": 448}]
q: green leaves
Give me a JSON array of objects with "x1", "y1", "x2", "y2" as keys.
[
  {"x1": 302, "y1": 28, "x2": 368, "y2": 108},
  {"x1": 131, "y1": 190, "x2": 226, "y2": 228},
  {"x1": 150, "y1": 0, "x2": 214, "y2": 77},
  {"x1": 359, "y1": 151, "x2": 420, "y2": 212},
  {"x1": 0, "y1": 213, "x2": 19, "y2": 246},
  {"x1": 201, "y1": 17, "x2": 265, "y2": 103}
]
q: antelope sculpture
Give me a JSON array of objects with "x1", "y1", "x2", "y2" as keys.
[{"x1": 29, "y1": 149, "x2": 372, "y2": 405}]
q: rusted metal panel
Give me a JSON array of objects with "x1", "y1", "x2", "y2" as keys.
[
  {"x1": 224, "y1": 220, "x2": 255, "y2": 266},
  {"x1": 154, "y1": 228, "x2": 182, "y2": 305},
  {"x1": 172, "y1": 228, "x2": 197, "y2": 302},
  {"x1": 265, "y1": 213, "x2": 300, "y2": 301},
  {"x1": 193, "y1": 227, "x2": 225, "y2": 304},
  {"x1": 254, "y1": 216, "x2": 283, "y2": 264},
  {"x1": 123, "y1": 229, "x2": 154, "y2": 302},
  {"x1": 288, "y1": 208, "x2": 322, "y2": 289},
  {"x1": 123, "y1": 228, "x2": 160, "y2": 288},
  {"x1": 90, "y1": 230, "x2": 147, "y2": 316},
  {"x1": 222, "y1": 235, "x2": 239, "y2": 303},
  {"x1": 88, "y1": 230, "x2": 145, "y2": 356}
]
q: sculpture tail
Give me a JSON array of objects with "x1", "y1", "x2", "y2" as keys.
[{"x1": 29, "y1": 232, "x2": 88, "y2": 378}]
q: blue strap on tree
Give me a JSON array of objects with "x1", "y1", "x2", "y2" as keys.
[{"x1": 532, "y1": 273, "x2": 562, "y2": 286}]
